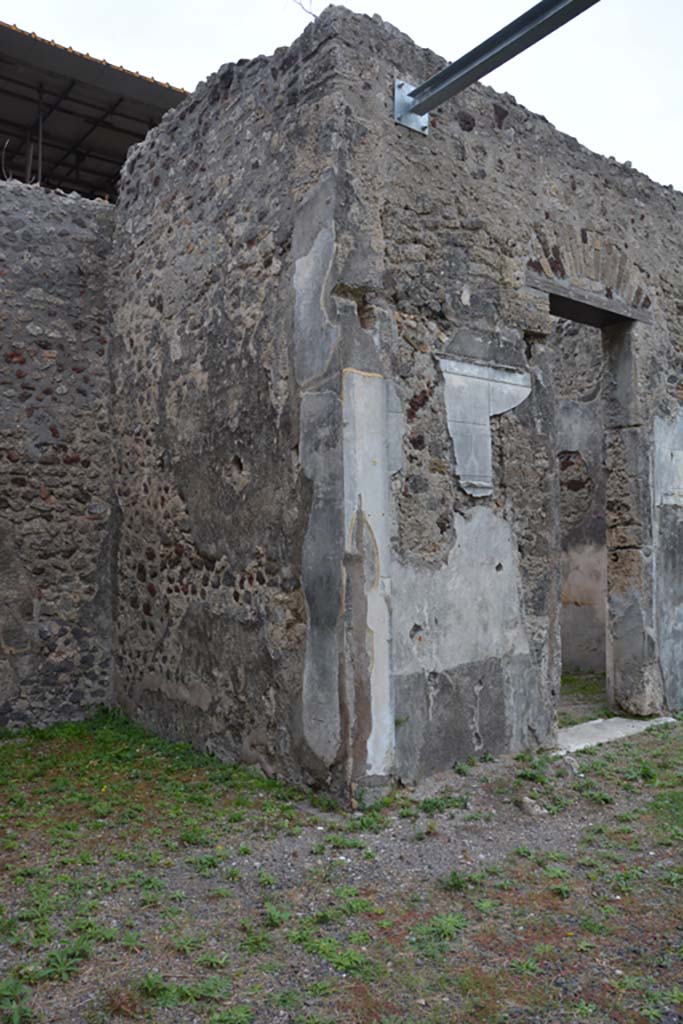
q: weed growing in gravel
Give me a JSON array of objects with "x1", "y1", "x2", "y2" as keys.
[
  {"x1": 326, "y1": 834, "x2": 365, "y2": 850},
  {"x1": 290, "y1": 923, "x2": 377, "y2": 978},
  {"x1": 138, "y1": 971, "x2": 231, "y2": 1007},
  {"x1": 239, "y1": 923, "x2": 273, "y2": 955},
  {"x1": 263, "y1": 902, "x2": 290, "y2": 929},
  {"x1": 510, "y1": 957, "x2": 540, "y2": 975},
  {"x1": 188, "y1": 852, "x2": 223, "y2": 876},
  {"x1": 39, "y1": 938, "x2": 92, "y2": 981},
  {"x1": 271, "y1": 988, "x2": 302, "y2": 1009},
  {"x1": 169, "y1": 930, "x2": 206, "y2": 956},
  {"x1": 515, "y1": 751, "x2": 553, "y2": 786},
  {"x1": 0, "y1": 976, "x2": 33, "y2": 1024},
  {"x1": 410, "y1": 912, "x2": 467, "y2": 960},
  {"x1": 441, "y1": 868, "x2": 484, "y2": 892},
  {"x1": 310, "y1": 793, "x2": 339, "y2": 813},
  {"x1": 197, "y1": 950, "x2": 230, "y2": 968},
  {"x1": 418, "y1": 793, "x2": 468, "y2": 815}
]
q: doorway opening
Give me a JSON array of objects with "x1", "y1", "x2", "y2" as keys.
[
  {"x1": 528, "y1": 267, "x2": 656, "y2": 724},
  {"x1": 549, "y1": 318, "x2": 610, "y2": 727}
]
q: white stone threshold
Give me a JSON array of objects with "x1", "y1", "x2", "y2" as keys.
[{"x1": 555, "y1": 715, "x2": 676, "y2": 755}]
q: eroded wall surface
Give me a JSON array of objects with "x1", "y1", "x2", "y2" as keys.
[{"x1": 0, "y1": 181, "x2": 114, "y2": 727}]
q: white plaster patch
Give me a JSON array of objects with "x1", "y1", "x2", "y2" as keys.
[
  {"x1": 392, "y1": 506, "x2": 530, "y2": 677},
  {"x1": 438, "y1": 357, "x2": 531, "y2": 497},
  {"x1": 342, "y1": 369, "x2": 394, "y2": 776},
  {"x1": 293, "y1": 227, "x2": 339, "y2": 385},
  {"x1": 654, "y1": 416, "x2": 683, "y2": 506}
]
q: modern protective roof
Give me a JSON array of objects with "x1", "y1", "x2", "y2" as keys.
[{"x1": 0, "y1": 20, "x2": 187, "y2": 200}]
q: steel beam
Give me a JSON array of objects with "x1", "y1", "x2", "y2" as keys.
[
  {"x1": 44, "y1": 97, "x2": 123, "y2": 179},
  {"x1": 0, "y1": 72, "x2": 154, "y2": 129},
  {"x1": 0, "y1": 118, "x2": 123, "y2": 168},
  {"x1": 395, "y1": 0, "x2": 600, "y2": 131},
  {"x1": 6, "y1": 80, "x2": 75, "y2": 172}
]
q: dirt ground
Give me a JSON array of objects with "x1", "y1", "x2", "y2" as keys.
[{"x1": 1, "y1": 710, "x2": 682, "y2": 1024}]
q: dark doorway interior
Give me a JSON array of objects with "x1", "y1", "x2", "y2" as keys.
[
  {"x1": 530, "y1": 272, "x2": 654, "y2": 723},
  {"x1": 548, "y1": 318, "x2": 609, "y2": 724}
]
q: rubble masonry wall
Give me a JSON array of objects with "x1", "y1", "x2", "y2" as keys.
[{"x1": 0, "y1": 180, "x2": 114, "y2": 727}]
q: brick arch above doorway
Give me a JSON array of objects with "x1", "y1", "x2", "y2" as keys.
[{"x1": 525, "y1": 224, "x2": 654, "y2": 327}]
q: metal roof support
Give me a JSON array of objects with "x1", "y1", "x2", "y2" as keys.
[
  {"x1": 37, "y1": 83, "x2": 43, "y2": 185},
  {"x1": 0, "y1": 117, "x2": 124, "y2": 168},
  {"x1": 394, "y1": 0, "x2": 600, "y2": 134},
  {"x1": 45, "y1": 96, "x2": 122, "y2": 181},
  {"x1": 0, "y1": 20, "x2": 185, "y2": 198},
  {"x1": 56, "y1": 150, "x2": 101, "y2": 191},
  {"x1": 23, "y1": 126, "x2": 31, "y2": 182},
  {"x1": 0, "y1": 73, "x2": 153, "y2": 130},
  {"x1": 7, "y1": 80, "x2": 75, "y2": 169}
]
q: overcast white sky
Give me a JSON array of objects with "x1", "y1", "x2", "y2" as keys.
[{"x1": 3, "y1": 0, "x2": 682, "y2": 191}]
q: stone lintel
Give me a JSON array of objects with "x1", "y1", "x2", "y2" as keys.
[{"x1": 525, "y1": 270, "x2": 654, "y2": 327}]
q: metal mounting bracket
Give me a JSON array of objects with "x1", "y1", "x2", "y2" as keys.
[
  {"x1": 393, "y1": 1, "x2": 600, "y2": 137},
  {"x1": 394, "y1": 80, "x2": 429, "y2": 135}
]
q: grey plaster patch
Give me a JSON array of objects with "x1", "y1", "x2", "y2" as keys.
[
  {"x1": 654, "y1": 416, "x2": 683, "y2": 506},
  {"x1": 438, "y1": 357, "x2": 531, "y2": 496},
  {"x1": 386, "y1": 382, "x2": 406, "y2": 475},
  {"x1": 391, "y1": 506, "x2": 530, "y2": 676},
  {"x1": 655, "y1": 504, "x2": 683, "y2": 710},
  {"x1": 395, "y1": 655, "x2": 535, "y2": 783},
  {"x1": 293, "y1": 174, "x2": 340, "y2": 386},
  {"x1": 607, "y1": 588, "x2": 663, "y2": 717},
  {"x1": 440, "y1": 327, "x2": 529, "y2": 371},
  {"x1": 300, "y1": 391, "x2": 345, "y2": 766},
  {"x1": 390, "y1": 505, "x2": 555, "y2": 780}
]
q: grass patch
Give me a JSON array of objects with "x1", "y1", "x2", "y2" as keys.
[{"x1": 558, "y1": 672, "x2": 613, "y2": 727}]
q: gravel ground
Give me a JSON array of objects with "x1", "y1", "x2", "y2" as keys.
[{"x1": 1, "y1": 712, "x2": 682, "y2": 1024}]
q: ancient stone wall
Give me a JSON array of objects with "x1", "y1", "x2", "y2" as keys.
[
  {"x1": 0, "y1": 180, "x2": 114, "y2": 727},
  {"x1": 106, "y1": 6, "x2": 683, "y2": 794},
  {"x1": 2, "y1": 8, "x2": 682, "y2": 797},
  {"x1": 108, "y1": 18, "x2": 355, "y2": 790}
]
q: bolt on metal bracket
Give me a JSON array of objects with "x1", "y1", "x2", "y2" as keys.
[{"x1": 394, "y1": 80, "x2": 429, "y2": 135}]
